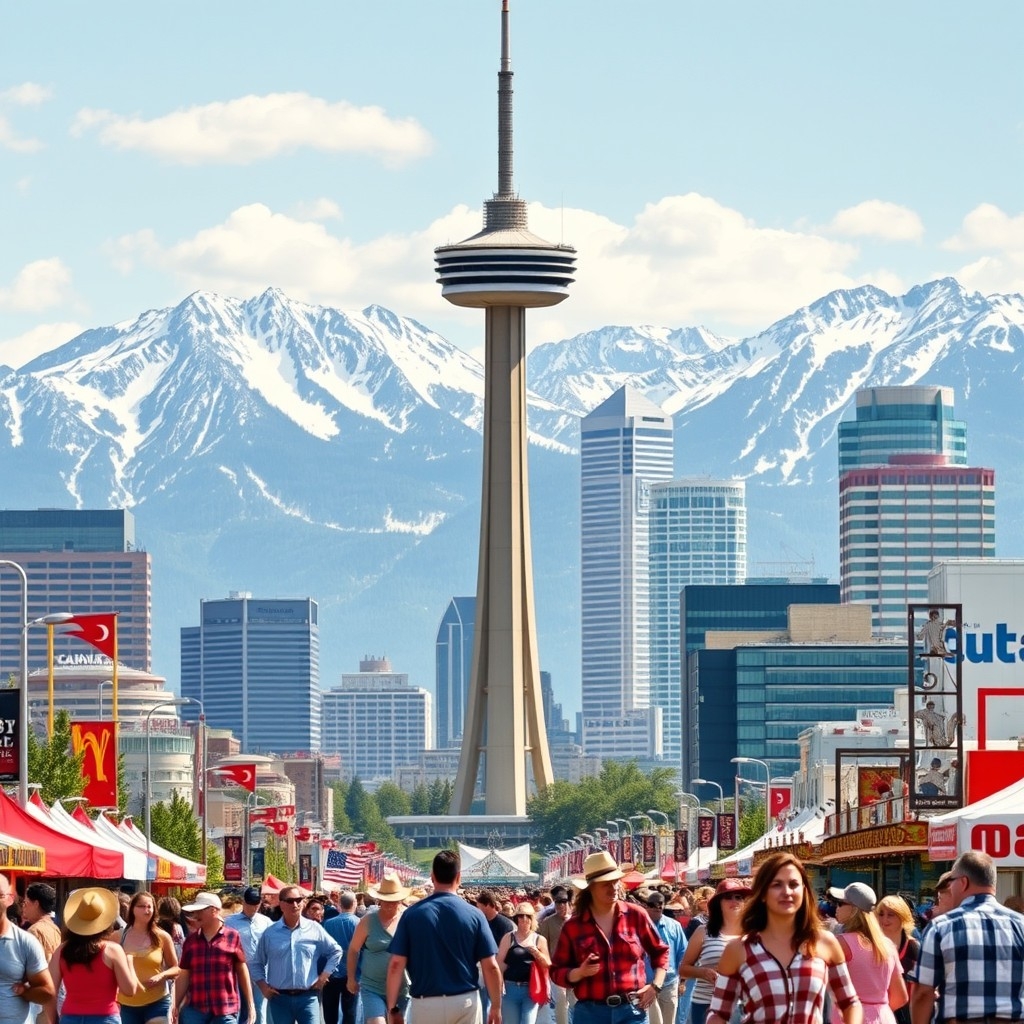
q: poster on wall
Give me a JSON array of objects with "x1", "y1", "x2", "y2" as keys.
[{"x1": 0, "y1": 690, "x2": 19, "y2": 783}]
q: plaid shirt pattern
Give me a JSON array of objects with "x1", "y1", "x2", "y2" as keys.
[
  {"x1": 180, "y1": 924, "x2": 246, "y2": 1014},
  {"x1": 911, "y1": 893, "x2": 1024, "y2": 1021},
  {"x1": 551, "y1": 901, "x2": 669, "y2": 1001},
  {"x1": 708, "y1": 935, "x2": 859, "y2": 1024}
]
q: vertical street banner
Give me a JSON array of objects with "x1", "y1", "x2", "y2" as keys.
[
  {"x1": 698, "y1": 815, "x2": 716, "y2": 849},
  {"x1": 0, "y1": 690, "x2": 19, "y2": 784},
  {"x1": 769, "y1": 781, "x2": 793, "y2": 823},
  {"x1": 641, "y1": 834, "x2": 656, "y2": 865},
  {"x1": 70, "y1": 721, "x2": 117, "y2": 807},
  {"x1": 299, "y1": 854, "x2": 312, "y2": 887},
  {"x1": 673, "y1": 829, "x2": 689, "y2": 863},
  {"x1": 716, "y1": 812, "x2": 737, "y2": 851},
  {"x1": 608, "y1": 838, "x2": 620, "y2": 863},
  {"x1": 223, "y1": 836, "x2": 243, "y2": 882},
  {"x1": 251, "y1": 847, "x2": 265, "y2": 879}
]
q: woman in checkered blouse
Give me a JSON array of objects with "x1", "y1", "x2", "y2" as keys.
[{"x1": 705, "y1": 853, "x2": 863, "y2": 1024}]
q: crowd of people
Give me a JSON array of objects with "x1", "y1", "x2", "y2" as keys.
[{"x1": 0, "y1": 848, "x2": 1021, "y2": 1024}]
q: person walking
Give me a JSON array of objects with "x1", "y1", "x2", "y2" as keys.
[
  {"x1": 477, "y1": 890, "x2": 515, "y2": 1018},
  {"x1": 642, "y1": 892, "x2": 686, "y2": 1024},
  {"x1": 496, "y1": 902, "x2": 550, "y2": 1024},
  {"x1": 118, "y1": 891, "x2": 181, "y2": 1024},
  {"x1": 706, "y1": 852, "x2": 862, "y2": 1024},
  {"x1": 386, "y1": 850, "x2": 501, "y2": 1024},
  {"x1": 873, "y1": 897, "x2": 918, "y2": 1024},
  {"x1": 45, "y1": 887, "x2": 139, "y2": 1024},
  {"x1": 20, "y1": 884, "x2": 61, "y2": 963},
  {"x1": 679, "y1": 879, "x2": 748, "y2": 1024},
  {"x1": 0, "y1": 874, "x2": 53, "y2": 1024},
  {"x1": 825, "y1": 884, "x2": 906, "y2": 1024},
  {"x1": 251, "y1": 886, "x2": 343, "y2": 1024},
  {"x1": 175, "y1": 892, "x2": 255, "y2": 1024},
  {"x1": 345, "y1": 876, "x2": 410, "y2": 1024},
  {"x1": 549, "y1": 850, "x2": 669, "y2": 1024},
  {"x1": 537, "y1": 888, "x2": 573, "y2": 1024},
  {"x1": 910, "y1": 850, "x2": 1024, "y2": 1024},
  {"x1": 324, "y1": 891, "x2": 361, "y2": 1024},
  {"x1": 224, "y1": 887, "x2": 272, "y2": 1024}
]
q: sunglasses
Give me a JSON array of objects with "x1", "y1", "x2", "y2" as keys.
[
  {"x1": 834, "y1": 899, "x2": 849, "y2": 907},
  {"x1": 280, "y1": 897, "x2": 306, "y2": 905},
  {"x1": 553, "y1": 899, "x2": 569, "y2": 905},
  {"x1": 720, "y1": 893, "x2": 747, "y2": 902},
  {"x1": 514, "y1": 913, "x2": 533, "y2": 920}
]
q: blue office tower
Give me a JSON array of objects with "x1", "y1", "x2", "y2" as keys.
[{"x1": 435, "y1": 596, "x2": 475, "y2": 750}]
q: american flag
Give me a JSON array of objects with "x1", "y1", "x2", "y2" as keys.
[{"x1": 322, "y1": 849, "x2": 368, "y2": 886}]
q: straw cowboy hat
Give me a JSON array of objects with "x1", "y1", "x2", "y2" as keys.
[
  {"x1": 571, "y1": 850, "x2": 625, "y2": 889},
  {"x1": 367, "y1": 873, "x2": 411, "y2": 903},
  {"x1": 64, "y1": 887, "x2": 121, "y2": 936}
]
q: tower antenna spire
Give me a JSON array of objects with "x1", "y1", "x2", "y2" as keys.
[{"x1": 497, "y1": 0, "x2": 513, "y2": 199}]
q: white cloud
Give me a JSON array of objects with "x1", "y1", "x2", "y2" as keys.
[
  {"x1": 0, "y1": 115, "x2": 42, "y2": 153},
  {"x1": 830, "y1": 200, "x2": 924, "y2": 242},
  {"x1": 941, "y1": 204, "x2": 1024, "y2": 294},
  {"x1": 291, "y1": 198, "x2": 343, "y2": 222},
  {"x1": 72, "y1": 92, "x2": 433, "y2": 166},
  {"x1": 0, "y1": 83, "x2": 52, "y2": 106},
  {"x1": 0, "y1": 258, "x2": 73, "y2": 312},
  {"x1": 106, "y1": 193, "x2": 887, "y2": 345},
  {"x1": 0, "y1": 322, "x2": 83, "y2": 369}
]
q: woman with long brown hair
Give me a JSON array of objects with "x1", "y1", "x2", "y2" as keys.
[
  {"x1": 706, "y1": 853, "x2": 863, "y2": 1024},
  {"x1": 118, "y1": 891, "x2": 180, "y2": 1024}
]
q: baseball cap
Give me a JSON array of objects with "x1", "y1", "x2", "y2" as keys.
[
  {"x1": 243, "y1": 886, "x2": 262, "y2": 906},
  {"x1": 826, "y1": 882, "x2": 876, "y2": 913},
  {"x1": 181, "y1": 892, "x2": 223, "y2": 912}
]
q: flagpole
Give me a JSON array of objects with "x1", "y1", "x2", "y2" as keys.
[
  {"x1": 46, "y1": 623, "x2": 55, "y2": 739},
  {"x1": 112, "y1": 614, "x2": 119, "y2": 723}
]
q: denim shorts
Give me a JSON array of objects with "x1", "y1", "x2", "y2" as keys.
[
  {"x1": 120, "y1": 997, "x2": 173, "y2": 1024},
  {"x1": 361, "y1": 991, "x2": 409, "y2": 1020}
]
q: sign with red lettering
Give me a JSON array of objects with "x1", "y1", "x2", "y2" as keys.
[
  {"x1": 698, "y1": 815, "x2": 716, "y2": 849},
  {"x1": 970, "y1": 822, "x2": 1024, "y2": 863},
  {"x1": 0, "y1": 690, "x2": 20, "y2": 784}
]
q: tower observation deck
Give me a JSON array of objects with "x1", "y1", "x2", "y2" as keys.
[{"x1": 436, "y1": 1, "x2": 574, "y2": 815}]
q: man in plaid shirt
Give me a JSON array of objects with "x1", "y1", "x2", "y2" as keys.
[
  {"x1": 910, "y1": 850, "x2": 1024, "y2": 1024},
  {"x1": 176, "y1": 892, "x2": 256, "y2": 1024},
  {"x1": 551, "y1": 851, "x2": 668, "y2": 1024}
]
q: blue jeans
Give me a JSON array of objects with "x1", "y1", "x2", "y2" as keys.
[
  {"x1": 267, "y1": 992, "x2": 320, "y2": 1024},
  {"x1": 180, "y1": 1010, "x2": 239, "y2": 1024},
  {"x1": 676, "y1": 981, "x2": 694, "y2": 1024},
  {"x1": 502, "y1": 981, "x2": 540, "y2": 1024},
  {"x1": 120, "y1": 999, "x2": 173, "y2": 1024},
  {"x1": 572, "y1": 1000, "x2": 646, "y2": 1024},
  {"x1": 240, "y1": 987, "x2": 266, "y2": 1024},
  {"x1": 60, "y1": 1017, "x2": 120, "y2": 1024}
]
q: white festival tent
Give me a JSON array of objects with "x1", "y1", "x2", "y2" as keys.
[
  {"x1": 717, "y1": 805, "x2": 832, "y2": 876},
  {"x1": 111, "y1": 816, "x2": 207, "y2": 884},
  {"x1": 927, "y1": 774, "x2": 1024, "y2": 868},
  {"x1": 26, "y1": 800, "x2": 149, "y2": 880},
  {"x1": 458, "y1": 842, "x2": 537, "y2": 882}
]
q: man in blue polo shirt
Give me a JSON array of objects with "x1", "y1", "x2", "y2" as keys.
[
  {"x1": 323, "y1": 892, "x2": 361, "y2": 1024},
  {"x1": 386, "y1": 851, "x2": 501, "y2": 1024}
]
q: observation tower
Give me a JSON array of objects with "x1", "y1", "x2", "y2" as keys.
[{"x1": 437, "y1": 0, "x2": 575, "y2": 815}]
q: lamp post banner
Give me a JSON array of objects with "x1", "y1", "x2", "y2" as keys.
[
  {"x1": 717, "y1": 813, "x2": 737, "y2": 851},
  {"x1": 673, "y1": 829, "x2": 689, "y2": 862},
  {"x1": 698, "y1": 816, "x2": 716, "y2": 849},
  {"x1": 70, "y1": 721, "x2": 117, "y2": 807},
  {"x1": 642, "y1": 834, "x2": 656, "y2": 864},
  {"x1": 0, "y1": 689, "x2": 19, "y2": 783},
  {"x1": 224, "y1": 835, "x2": 243, "y2": 882}
]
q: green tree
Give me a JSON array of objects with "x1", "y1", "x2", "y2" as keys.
[
  {"x1": 330, "y1": 781, "x2": 352, "y2": 834},
  {"x1": 374, "y1": 781, "x2": 411, "y2": 818},
  {"x1": 738, "y1": 799, "x2": 767, "y2": 851},
  {"x1": 264, "y1": 833, "x2": 293, "y2": 882},
  {"x1": 117, "y1": 753, "x2": 129, "y2": 815},
  {"x1": 346, "y1": 777, "x2": 373, "y2": 832},
  {"x1": 27, "y1": 709, "x2": 85, "y2": 805},
  {"x1": 410, "y1": 782, "x2": 430, "y2": 815},
  {"x1": 150, "y1": 791, "x2": 202, "y2": 861}
]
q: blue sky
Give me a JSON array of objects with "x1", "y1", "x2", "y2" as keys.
[{"x1": 2, "y1": 0, "x2": 1023, "y2": 367}]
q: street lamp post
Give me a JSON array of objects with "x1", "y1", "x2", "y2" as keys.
[
  {"x1": 731, "y1": 757, "x2": 770, "y2": 846},
  {"x1": 691, "y1": 778, "x2": 725, "y2": 812},
  {"x1": 96, "y1": 679, "x2": 113, "y2": 719},
  {"x1": 146, "y1": 697, "x2": 201, "y2": 889}
]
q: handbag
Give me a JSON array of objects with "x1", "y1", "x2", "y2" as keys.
[{"x1": 529, "y1": 958, "x2": 551, "y2": 1005}]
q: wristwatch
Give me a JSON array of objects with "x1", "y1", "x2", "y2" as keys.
[
  {"x1": 390, "y1": 1008, "x2": 403, "y2": 1016},
  {"x1": 652, "y1": 982, "x2": 663, "y2": 993}
]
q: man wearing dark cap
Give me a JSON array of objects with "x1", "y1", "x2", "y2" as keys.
[
  {"x1": 225, "y1": 887, "x2": 272, "y2": 1024},
  {"x1": 643, "y1": 892, "x2": 686, "y2": 1024}
]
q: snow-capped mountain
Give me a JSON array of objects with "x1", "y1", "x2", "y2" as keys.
[{"x1": 1, "y1": 278, "x2": 1022, "y2": 708}]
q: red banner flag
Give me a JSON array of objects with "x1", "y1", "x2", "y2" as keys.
[
  {"x1": 275, "y1": 805, "x2": 296, "y2": 819},
  {"x1": 294, "y1": 827, "x2": 311, "y2": 842},
  {"x1": 224, "y1": 835, "x2": 243, "y2": 882},
  {"x1": 211, "y1": 763, "x2": 257, "y2": 792},
  {"x1": 267, "y1": 820, "x2": 289, "y2": 836},
  {"x1": 716, "y1": 813, "x2": 737, "y2": 851},
  {"x1": 250, "y1": 807, "x2": 276, "y2": 824},
  {"x1": 698, "y1": 815, "x2": 716, "y2": 849},
  {"x1": 769, "y1": 782, "x2": 793, "y2": 822},
  {"x1": 70, "y1": 721, "x2": 118, "y2": 808},
  {"x1": 63, "y1": 614, "x2": 117, "y2": 659}
]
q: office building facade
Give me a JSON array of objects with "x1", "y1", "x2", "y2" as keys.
[
  {"x1": 680, "y1": 582, "x2": 840, "y2": 785},
  {"x1": 580, "y1": 386, "x2": 674, "y2": 758},
  {"x1": 649, "y1": 478, "x2": 747, "y2": 765},
  {"x1": 435, "y1": 597, "x2": 475, "y2": 750},
  {"x1": 0, "y1": 508, "x2": 151, "y2": 676},
  {"x1": 838, "y1": 386, "x2": 994, "y2": 634},
  {"x1": 180, "y1": 593, "x2": 320, "y2": 754},
  {"x1": 321, "y1": 657, "x2": 432, "y2": 783}
]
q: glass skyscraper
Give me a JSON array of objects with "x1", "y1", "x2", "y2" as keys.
[
  {"x1": 435, "y1": 596, "x2": 474, "y2": 750},
  {"x1": 180, "y1": 594, "x2": 320, "y2": 754},
  {"x1": 838, "y1": 386, "x2": 995, "y2": 634},
  {"x1": 649, "y1": 478, "x2": 747, "y2": 766},
  {"x1": 580, "y1": 386, "x2": 674, "y2": 758},
  {"x1": 0, "y1": 508, "x2": 151, "y2": 676}
]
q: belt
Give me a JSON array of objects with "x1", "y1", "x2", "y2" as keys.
[
  {"x1": 412, "y1": 992, "x2": 476, "y2": 1000},
  {"x1": 277, "y1": 988, "x2": 318, "y2": 996},
  {"x1": 579, "y1": 994, "x2": 638, "y2": 1007}
]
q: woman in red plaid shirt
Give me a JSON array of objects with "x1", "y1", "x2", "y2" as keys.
[{"x1": 706, "y1": 853, "x2": 863, "y2": 1024}]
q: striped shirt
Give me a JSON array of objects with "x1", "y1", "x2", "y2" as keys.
[
  {"x1": 709, "y1": 934, "x2": 859, "y2": 1024},
  {"x1": 692, "y1": 931, "x2": 733, "y2": 1005},
  {"x1": 911, "y1": 893, "x2": 1024, "y2": 1022}
]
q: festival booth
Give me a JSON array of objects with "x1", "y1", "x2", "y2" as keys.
[
  {"x1": 0, "y1": 790, "x2": 127, "y2": 880},
  {"x1": 43, "y1": 802, "x2": 150, "y2": 881},
  {"x1": 927, "y1": 774, "x2": 1024, "y2": 899},
  {"x1": 458, "y1": 842, "x2": 537, "y2": 885},
  {"x1": 108, "y1": 816, "x2": 207, "y2": 885}
]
